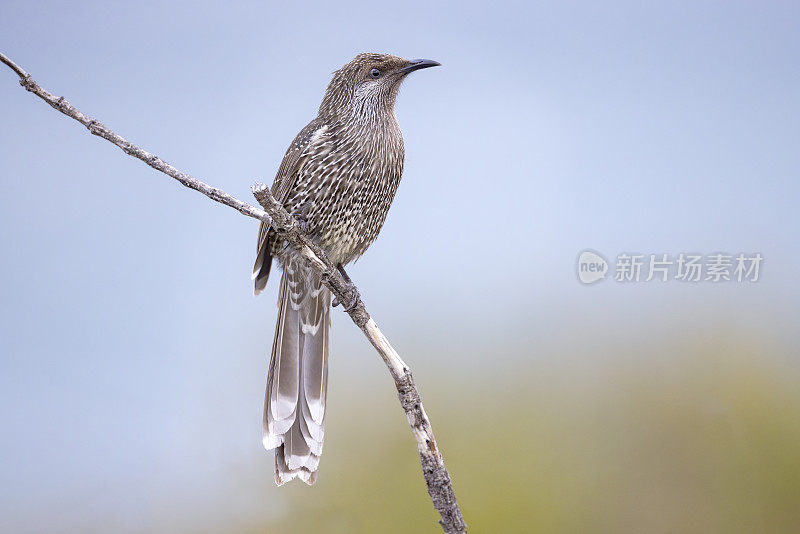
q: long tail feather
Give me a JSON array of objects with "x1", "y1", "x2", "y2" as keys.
[{"x1": 262, "y1": 257, "x2": 330, "y2": 485}]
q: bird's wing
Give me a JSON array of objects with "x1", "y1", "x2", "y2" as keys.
[
  {"x1": 254, "y1": 118, "x2": 333, "y2": 294},
  {"x1": 272, "y1": 118, "x2": 332, "y2": 203}
]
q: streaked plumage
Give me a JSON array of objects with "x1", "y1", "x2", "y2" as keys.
[{"x1": 253, "y1": 53, "x2": 440, "y2": 485}]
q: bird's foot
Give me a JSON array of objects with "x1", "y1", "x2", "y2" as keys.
[
  {"x1": 332, "y1": 283, "x2": 360, "y2": 311},
  {"x1": 332, "y1": 264, "x2": 360, "y2": 311}
]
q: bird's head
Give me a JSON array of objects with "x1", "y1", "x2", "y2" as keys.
[{"x1": 319, "y1": 53, "x2": 440, "y2": 122}]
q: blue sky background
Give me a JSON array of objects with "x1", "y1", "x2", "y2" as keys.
[{"x1": 1, "y1": 1, "x2": 799, "y2": 532}]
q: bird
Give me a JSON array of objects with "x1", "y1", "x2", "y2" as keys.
[{"x1": 252, "y1": 53, "x2": 440, "y2": 485}]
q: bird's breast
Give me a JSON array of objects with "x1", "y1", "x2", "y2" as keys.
[{"x1": 288, "y1": 122, "x2": 404, "y2": 264}]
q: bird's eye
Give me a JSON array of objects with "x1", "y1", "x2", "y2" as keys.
[{"x1": 369, "y1": 68, "x2": 382, "y2": 79}]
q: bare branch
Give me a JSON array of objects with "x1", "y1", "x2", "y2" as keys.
[{"x1": 1, "y1": 51, "x2": 466, "y2": 533}]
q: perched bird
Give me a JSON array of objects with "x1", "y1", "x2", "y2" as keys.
[{"x1": 252, "y1": 53, "x2": 440, "y2": 485}]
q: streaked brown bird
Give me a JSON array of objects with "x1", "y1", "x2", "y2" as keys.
[{"x1": 252, "y1": 53, "x2": 440, "y2": 485}]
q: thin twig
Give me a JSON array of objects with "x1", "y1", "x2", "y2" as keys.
[{"x1": 1, "y1": 51, "x2": 466, "y2": 533}]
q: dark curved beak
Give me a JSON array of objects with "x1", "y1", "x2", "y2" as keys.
[{"x1": 398, "y1": 59, "x2": 441, "y2": 75}]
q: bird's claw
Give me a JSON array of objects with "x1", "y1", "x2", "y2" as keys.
[{"x1": 332, "y1": 283, "x2": 360, "y2": 311}]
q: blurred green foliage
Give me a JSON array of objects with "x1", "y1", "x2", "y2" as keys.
[{"x1": 231, "y1": 330, "x2": 800, "y2": 533}]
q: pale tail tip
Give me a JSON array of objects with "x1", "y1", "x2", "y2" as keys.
[
  {"x1": 273, "y1": 466, "x2": 317, "y2": 486},
  {"x1": 262, "y1": 433, "x2": 282, "y2": 450}
]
